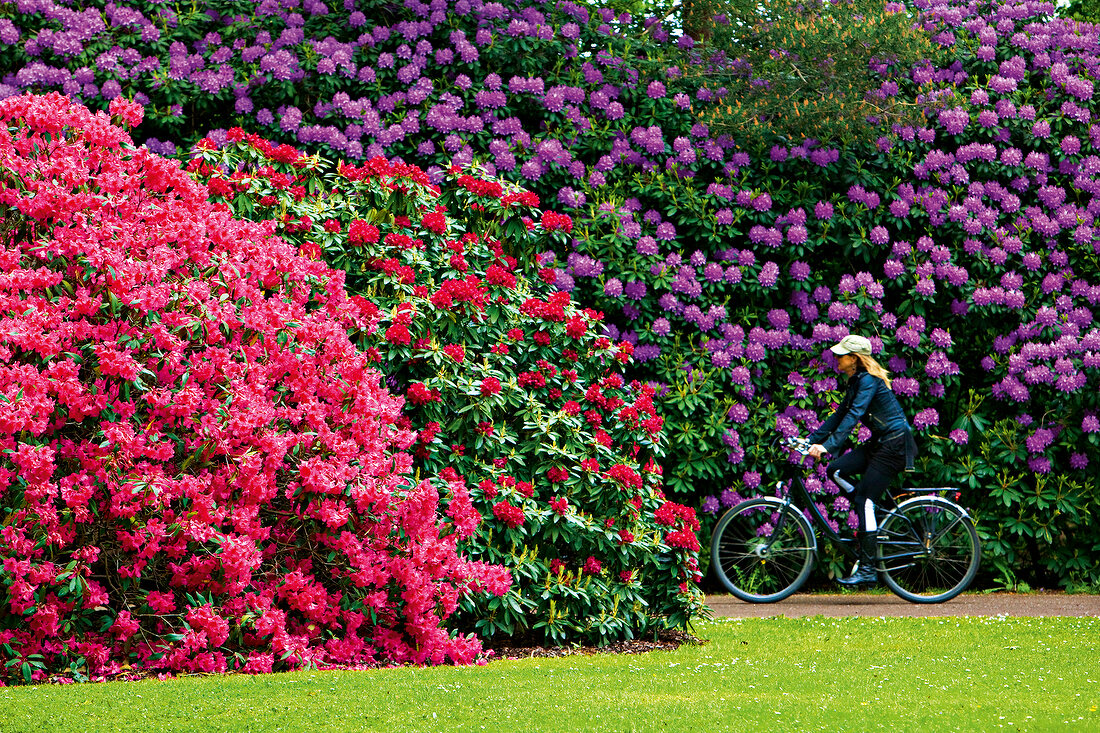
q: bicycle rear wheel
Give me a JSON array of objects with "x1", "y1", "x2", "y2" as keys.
[
  {"x1": 877, "y1": 496, "x2": 980, "y2": 603},
  {"x1": 711, "y1": 498, "x2": 816, "y2": 603}
]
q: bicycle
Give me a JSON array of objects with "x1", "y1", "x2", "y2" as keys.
[{"x1": 711, "y1": 436, "x2": 981, "y2": 604}]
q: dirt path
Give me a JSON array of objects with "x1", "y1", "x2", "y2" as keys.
[{"x1": 707, "y1": 592, "x2": 1100, "y2": 618}]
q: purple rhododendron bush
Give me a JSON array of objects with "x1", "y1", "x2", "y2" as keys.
[
  {"x1": 1, "y1": 0, "x2": 1099, "y2": 588},
  {"x1": 187, "y1": 132, "x2": 706, "y2": 645},
  {"x1": 0, "y1": 93, "x2": 511, "y2": 684}
]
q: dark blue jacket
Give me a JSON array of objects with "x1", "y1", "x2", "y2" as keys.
[{"x1": 808, "y1": 370, "x2": 912, "y2": 455}]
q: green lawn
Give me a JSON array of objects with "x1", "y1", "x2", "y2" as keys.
[{"x1": 1, "y1": 616, "x2": 1097, "y2": 732}]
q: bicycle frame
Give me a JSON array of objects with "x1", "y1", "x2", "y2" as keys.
[
  {"x1": 768, "y1": 454, "x2": 962, "y2": 560},
  {"x1": 773, "y1": 473, "x2": 858, "y2": 559}
]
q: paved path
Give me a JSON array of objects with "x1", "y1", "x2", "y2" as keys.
[{"x1": 707, "y1": 592, "x2": 1100, "y2": 618}]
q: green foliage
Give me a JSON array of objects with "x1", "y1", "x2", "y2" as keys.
[
  {"x1": 188, "y1": 133, "x2": 707, "y2": 645},
  {"x1": 683, "y1": 0, "x2": 943, "y2": 147},
  {"x1": 1061, "y1": 0, "x2": 1100, "y2": 23}
]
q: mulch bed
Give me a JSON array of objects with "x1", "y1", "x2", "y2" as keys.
[{"x1": 483, "y1": 628, "x2": 705, "y2": 660}]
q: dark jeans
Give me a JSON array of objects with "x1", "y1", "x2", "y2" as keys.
[{"x1": 827, "y1": 432, "x2": 909, "y2": 533}]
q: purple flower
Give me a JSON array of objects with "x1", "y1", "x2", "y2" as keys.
[
  {"x1": 913, "y1": 408, "x2": 939, "y2": 430},
  {"x1": 1027, "y1": 456, "x2": 1052, "y2": 474},
  {"x1": 758, "y1": 261, "x2": 779, "y2": 288},
  {"x1": 949, "y1": 429, "x2": 969, "y2": 445},
  {"x1": 789, "y1": 261, "x2": 811, "y2": 281}
]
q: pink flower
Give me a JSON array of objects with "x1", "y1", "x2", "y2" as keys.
[{"x1": 108, "y1": 97, "x2": 144, "y2": 128}]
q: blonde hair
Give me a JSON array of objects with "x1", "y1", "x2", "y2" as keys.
[{"x1": 854, "y1": 353, "x2": 893, "y2": 390}]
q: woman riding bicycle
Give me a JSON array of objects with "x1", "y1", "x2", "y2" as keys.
[{"x1": 807, "y1": 334, "x2": 918, "y2": 586}]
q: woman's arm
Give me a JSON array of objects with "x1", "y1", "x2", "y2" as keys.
[{"x1": 812, "y1": 373, "x2": 876, "y2": 455}]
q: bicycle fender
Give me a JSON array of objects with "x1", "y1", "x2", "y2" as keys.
[{"x1": 895, "y1": 494, "x2": 973, "y2": 520}]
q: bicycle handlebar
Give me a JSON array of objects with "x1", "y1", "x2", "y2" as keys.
[{"x1": 779, "y1": 435, "x2": 814, "y2": 457}]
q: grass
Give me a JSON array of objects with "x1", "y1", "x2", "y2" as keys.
[{"x1": 1, "y1": 616, "x2": 1098, "y2": 733}]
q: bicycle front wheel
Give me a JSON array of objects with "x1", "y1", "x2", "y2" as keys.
[
  {"x1": 711, "y1": 498, "x2": 816, "y2": 603},
  {"x1": 878, "y1": 496, "x2": 980, "y2": 603}
]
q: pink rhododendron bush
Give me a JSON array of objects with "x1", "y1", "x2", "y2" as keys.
[
  {"x1": 0, "y1": 93, "x2": 510, "y2": 684},
  {"x1": 189, "y1": 132, "x2": 706, "y2": 646}
]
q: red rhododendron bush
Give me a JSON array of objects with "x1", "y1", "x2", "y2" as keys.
[
  {"x1": 0, "y1": 93, "x2": 510, "y2": 684},
  {"x1": 189, "y1": 132, "x2": 706, "y2": 646}
]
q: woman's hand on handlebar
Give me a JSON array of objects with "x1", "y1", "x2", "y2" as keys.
[{"x1": 808, "y1": 444, "x2": 827, "y2": 461}]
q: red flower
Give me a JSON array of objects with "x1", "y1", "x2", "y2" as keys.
[
  {"x1": 406, "y1": 382, "x2": 438, "y2": 405},
  {"x1": 565, "y1": 316, "x2": 587, "y2": 339},
  {"x1": 608, "y1": 464, "x2": 642, "y2": 490},
  {"x1": 507, "y1": 328, "x2": 525, "y2": 341},
  {"x1": 298, "y1": 241, "x2": 322, "y2": 260},
  {"x1": 541, "y1": 211, "x2": 574, "y2": 232},
  {"x1": 270, "y1": 143, "x2": 301, "y2": 164},
  {"x1": 501, "y1": 191, "x2": 540, "y2": 207},
  {"x1": 665, "y1": 529, "x2": 701, "y2": 552},
  {"x1": 418, "y1": 422, "x2": 441, "y2": 444},
  {"x1": 562, "y1": 401, "x2": 581, "y2": 416},
  {"x1": 348, "y1": 220, "x2": 380, "y2": 245},
  {"x1": 206, "y1": 176, "x2": 233, "y2": 198},
  {"x1": 517, "y1": 371, "x2": 546, "y2": 388},
  {"x1": 582, "y1": 556, "x2": 602, "y2": 575},
  {"x1": 654, "y1": 502, "x2": 701, "y2": 531},
  {"x1": 421, "y1": 209, "x2": 448, "y2": 234},
  {"x1": 442, "y1": 343, "x2": 465, "y2": 362},
  {"x1": 108, "y1": 96, "x2": 144, "y2": 128},
  {"x1": 492, "y1": 501, "x2": 525, "y2": 529},
  {"x1": 385, "y1": 232, "x2": 413, "y2": 249},
  {"x1": 385, "y1": 323, "x2": 411, "y2": 345},
  {"x1": 550, "y1": 559, "x2": 566, "y2": 575},
  {"x1": 480, "y1": 377, "x2": 502, "y2": 395},
  {"x1": 485, "y1": 264, "x2": 517, "y2": 288},
  {"x1": 550, "y1": 496, "x2": 569, "y2": 515},
  {"x1": 547, "y1": 466, "x2": 568, "y2": 483}
]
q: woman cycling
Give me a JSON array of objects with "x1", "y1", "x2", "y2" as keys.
[{"x1": 807, "y1": 335, "x2": 918, "y2": 586}]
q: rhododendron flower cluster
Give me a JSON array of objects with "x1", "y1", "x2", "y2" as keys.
[
  {"x1": 189, "y1": 135, "x2": 704, "y2": 646},
  {"x1": 0, "y1": 94, "x2": 509, "y2": 683}
]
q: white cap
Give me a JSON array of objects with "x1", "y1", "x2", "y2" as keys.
[{"x1": 830, "y1": 334, "x2": 872, "y2": 356}]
